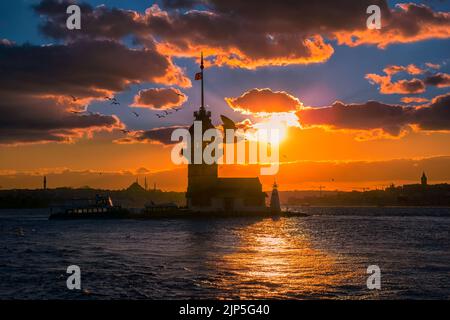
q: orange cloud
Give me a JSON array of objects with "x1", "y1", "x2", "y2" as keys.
[
  {"x1": 383, "y1": 64, "x2": 424, "y2": 76},
  {"x1": 365, "y1": 73, "x2": 426, "y2": 94},
  {"x1": 425, "y1": 62, "x2": 441, "y2": 70},
  {"x1": 367, "y1": 63, "x2": 450, "y2": 94},
  {"x1": 401, "y1": 97, "x2": 429, "y2": 104},
  {"x1": 225, "y1": 88, "x2": 303, "y2": 114},
  {"x1": 132, "y1": 88, "x2": 187, "y2": 110},
  {"x1": 34, "y1": 1, "x2": 450, "y2": 69}
]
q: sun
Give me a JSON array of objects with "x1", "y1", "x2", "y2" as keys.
[{"x1": 248, "y1": 112, "x2": 300, "y2": 145}]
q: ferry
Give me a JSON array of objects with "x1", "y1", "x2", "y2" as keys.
[
  {"x1": 48, "y1": 195, "x2": 130, "y2": 219},
  {"x1": 48, "y1": 196, "x2": 308, "y2": 220}
]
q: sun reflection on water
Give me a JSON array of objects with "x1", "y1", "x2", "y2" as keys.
[{"x1": 209, "y1": 218, "x2": 358, "y2": 299}]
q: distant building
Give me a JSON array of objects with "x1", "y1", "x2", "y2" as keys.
[
  {"x1": 43, "y1": 176, "x2": 47, "y2": 190},
  {"x1": 270, "y1": 181, "x2": 281, "y2": 213},
  {"x1": 421, "y1": 172, "x2": 428, "y2": 186},
  {"x1": 126, "y1": 181, "x2": 146, "y2": 193},
  {"x1": 186, "y1": 54, "x2": 267, "y2": 212}
]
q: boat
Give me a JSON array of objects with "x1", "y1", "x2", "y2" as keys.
[
  {"x1": 48, "y1": 195, "x2": 130, "y2": 219},
  {"x1": 48, "y1": 196, "x2": 309, "y2": 220},
  {"x1": 281, "y1": 210, "x2": 309, "y2": 217}
]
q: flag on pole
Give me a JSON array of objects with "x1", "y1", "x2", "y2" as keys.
[{"x1": 195, "y1": 72, "x2": 202, "y2": 80}]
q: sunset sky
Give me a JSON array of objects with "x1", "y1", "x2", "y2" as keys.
[{"x1": 0, "y1": 0, "x2": 449, "y2": 191}]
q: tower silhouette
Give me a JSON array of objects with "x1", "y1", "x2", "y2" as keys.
[
  {"x1": 186, "y1": 53, "x2": 218, "y2": 207},
  {"x1": 184, "y1": 53, "x2": 266, "y2": 212},
  {"x1": 270, "y1": 180, "x2": 281, "y2": 213},
  {"x1": 421, "y1": 172, "x2": 428, "y2": 186}
]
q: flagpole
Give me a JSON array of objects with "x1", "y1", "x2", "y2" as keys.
[{"x1": 200, "y1": 52, "x2": 204, "y2": 109}]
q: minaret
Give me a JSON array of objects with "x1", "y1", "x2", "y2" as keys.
[
  {"x1": 421, "y1": 172, "x2": 428, "y2": 186},
  {"x1": 270, "y1": 180, "x2": 281, "y2": 213},
  {"x1": 43, "y1": 176, "x2": 47, "y2": 190}
]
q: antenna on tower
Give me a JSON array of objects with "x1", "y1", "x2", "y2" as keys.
[{"x1": 200, "y1": 52, "x2": 204, "y2": 110}]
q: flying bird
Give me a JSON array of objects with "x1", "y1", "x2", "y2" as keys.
[
  {"x1": 121, "y1": 129, "x2": 130, "y2": 134},
  {"x1": 132, "y1": 111, "x2": 140, "y2": 117},
  {"x1": 111, "y1": 101, "x2": 120, "y2": 105},
  {"x1": 156, "y1": 114, "x2": 165, "y2": 118},
  {"x1": 172, "y1": 107, "x2": 181, "y2": 112},
  {"x1": 70, "y1": 95, "x2": 78, "y2": 101},
  {"x1": 163, "y1": 110, "x2": 172, "y2": 115}
]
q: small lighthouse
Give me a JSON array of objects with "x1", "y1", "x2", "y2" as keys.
[{"x1": 270, "y1": 181, "x2": 281, "y2": 213}]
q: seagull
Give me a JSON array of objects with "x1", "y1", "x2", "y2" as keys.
[
  {"x1": 70, "y1": 95, "x2": 78, "y2": 101},
  {"x1": 156, "y1": 114, "x2": 165, "y2": 118},
  {"x1": 121, "y1": 129, "x2": 130, "y2": 134},
  {"x1": 111, "y1": 101, "x2": 120, "y2": 105},
  {"x1": 163, "y1": 110, "x2": 172, "y2": 115},
  {"x1": 132, "y1": 111, "x2": 140, "y2": 117},
  {"x1": 104, "y1": 96, "x2": 117, "y2": 101},
  {"x1": 172, "y1": 107, "x2": 181, "y2": 112}
]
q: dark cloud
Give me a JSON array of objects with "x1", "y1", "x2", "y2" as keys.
[
  {"x1": 298, "y1": 100, "x2": 413, "y2": 136},
  {"x1": 117, "y1": 126, "x2": 189, "y2": 145},
  {"x1": 225, "y1": 88, "x2": 302, "y2": 114},
  {"x1": 366, "y1": 73, "x2": 426, "y2": 94},
  {"x1": 0, "y1": 40, "x2": 190, "y2": 98},
  {"x1": 0, "y1": 94, "x2": 121, "y2": 145},
  {"x1": 132, "y1": 88, "x2": 187, "y2": 110},
  {"x1": 424, "y1": 73, "x2": 450, "y2": 88},
  {"x1": 367, "y1": 65, "x2": 449, "y2": 94},
  {"x1": 414, "y1": 93, "x2": 450, "y2": 131},
  {"x1": 33, "y1": 0, "x2": 449, "y2": 68},
  {"x1": 0, "y1": 39, "x2": 189, "y2": 144},
  {"x1": 297, "y1": 93, "x2": 450, "y2": 136}
]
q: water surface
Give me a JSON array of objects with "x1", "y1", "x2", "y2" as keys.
[{"x1": 1, "y1": 207, "x2": 449, "y2": 299}]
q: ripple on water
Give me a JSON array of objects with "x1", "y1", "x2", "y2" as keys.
[{"x1": 1, "y1": 208, "x2": 450, "y2": 299}]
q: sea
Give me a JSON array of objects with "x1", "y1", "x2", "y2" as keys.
[{"x1": 1, "y1": 207, "x2": 449, "y2": 299}]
